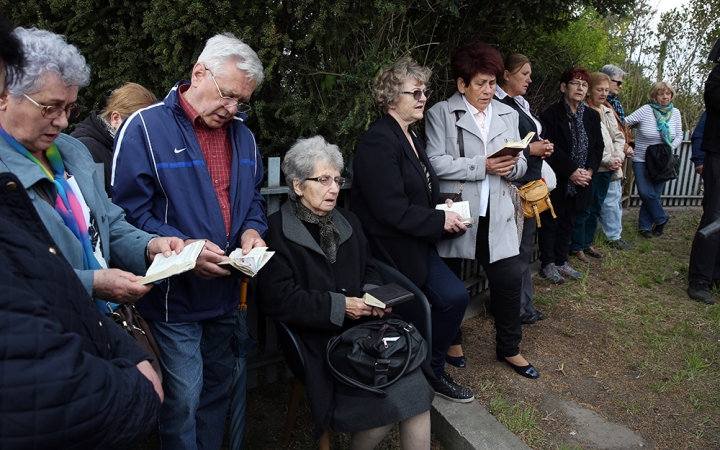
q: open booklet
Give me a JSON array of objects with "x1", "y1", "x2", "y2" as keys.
[
  {"x1": 218, "y1": 246, "x2": 275, "y2": 278},
  {"x1": 435, "y1": 200, "x2": 476, "y2": 227},
  {"x1": 138, "y1": 239, "x2": 206, "y2": 285},
  {"x1": 488, "y1": 131, "x2": 535, "y2": 158}
]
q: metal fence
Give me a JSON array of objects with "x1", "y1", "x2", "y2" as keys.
[{"x1": 247, "y1": 133, "x2": 700, "y2": 387}]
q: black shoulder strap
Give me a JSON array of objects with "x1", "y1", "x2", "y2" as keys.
[{"x1": 454, "y1": 111, "x2": 465, "y2": 158}]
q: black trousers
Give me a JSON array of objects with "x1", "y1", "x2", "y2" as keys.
[
  {"x1": 688, "y1": 152, "x2": 720, "y2": 287},
  {"x1": 445, "y1": 211, "x2": 522, "y2": 357},
  {"x1": 538, "y1": 199, "x2": 580, "y2": 267}
]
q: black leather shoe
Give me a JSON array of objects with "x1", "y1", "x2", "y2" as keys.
[
  {"x1": 535, "y1": 311, "x2": 546, "y2": 321},
  {"x1": 520, "y1": 312, "x2": 538, "y2": 324},
  {"x1": 687, "y1": 284, "x2": 715, "y2": 305},
  {"x1": 430, "y1": 373, "x2": 475, "y2": 402},
  {"x1": 639, "y1": 230, "x2": 653, "y2": 239},
  {"x1": 445, "y1": 354, "x2": 467, "y2": 368},
  {"x1": 497, "y1": 356, "x2": 539, "y2": 379},
  {"x1": 652, "y1": 218, "x2": 669, "y2": 237}
]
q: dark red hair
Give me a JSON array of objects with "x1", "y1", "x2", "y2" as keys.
[
  {"x1": 451, "y1": 43, "x2": 504, "y2": 86},
  {"x1": 559, "y1": 66, "x2": 591, "y2": 84}
]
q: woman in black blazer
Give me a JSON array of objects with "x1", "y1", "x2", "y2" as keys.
[
  {"x1": 350, "y1": 57, "x2": 474, "y2": 403},
  {"x1": 538, "y1": 66, "x2": 604, "y2": 283}
]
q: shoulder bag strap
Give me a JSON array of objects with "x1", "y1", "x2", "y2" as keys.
[{"x1": 454, "y1": 111, "x2": 466, "y2": 194}]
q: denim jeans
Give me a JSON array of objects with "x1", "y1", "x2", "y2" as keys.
[
  {"x1": 599, "y1": 180, "x2": 623, "y2": 240},
  {"x1": 421, "y1": 248, "x2": 470, "y2": 378},
  {"x1": 571, "y1": 171, "x2": 612, "y2": 250},
  {"x1": 230, "y1": 309, "x2": 256, "y2": 450},
  {"x1": 632, "y1": 161, "x2": 668, "y2": 230},
  {"x1": 149, "y1": 311, "x2": 236, "y2": 450}
]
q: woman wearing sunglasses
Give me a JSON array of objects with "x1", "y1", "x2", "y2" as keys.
[{"x1": 351, "y1": 57, "x2": 475, "y2": 402}]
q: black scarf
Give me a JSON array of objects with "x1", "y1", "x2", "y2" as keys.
[
  {"x1": 562, "y1": 99, "x2": 589, "y2": 196},
  {"x1": 291, "y1": 200, "x2": 340, "y2": 264}
]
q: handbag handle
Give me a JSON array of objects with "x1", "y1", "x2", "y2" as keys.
[{"x1": 326, "y1": 322, "x2": 415, "y2": 397}]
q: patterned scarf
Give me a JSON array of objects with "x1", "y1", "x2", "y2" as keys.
[
  {"x1": 650, "y1": 102, "x2": 674, "y2": 147},
  {"x1": 292, "y1": 200, "x2": 340, "y2": 264},
  {"x1": 562, "y1": 99, "x2": 589, "y2": 196},
  {"x1": 606, "y1": 94, "x2": 625, "y2": 126},
  {"x1": 0, "y1": 125, "x2": 114, "y2": 313}
]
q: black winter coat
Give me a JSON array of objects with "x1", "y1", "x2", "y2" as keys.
[
  {"x1": 540, "y1": 101, "x2": 604, "y2": 213},
  {"x1": 255, "y1": 202, "x2": 383, "y2": 439},
  {"x1": 70, "y1": 112, "x2": 114, "y2": 196},
  {"x1": 702, "y1": 65, "x2": 720, "y2": 154},
  {"x1": 0, "y1": 172, "x2": 160, "y2": 449}
]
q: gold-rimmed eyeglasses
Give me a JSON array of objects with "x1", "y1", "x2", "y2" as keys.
[
  {"x1": 205, "y1": 67, "x2": 251, "y2": 114},
  {"x1": 23, "y1": 94, "x2": 83, "y2": 121}
]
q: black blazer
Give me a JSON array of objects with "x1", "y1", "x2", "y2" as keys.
[
  {"x1": 540, "y1": 101, "x2": 604, "y2": 212},
  {"x1": 350, "y1": 113, "x2": 445, "y2": 287},
  {"x1": 702, "y1": 64, "x2": 720, "y2": 154},
  {"x1": 496, "y1": 95, "x2": 543, "y2": 184}
]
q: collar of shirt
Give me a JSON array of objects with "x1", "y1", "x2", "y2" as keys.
[
  {"x1": 177, "y1": 84, "x2": 232, "y2": 130},
  {"x1": 461, "y1": 94, "x2": 492, "y2": 139},
  {"x1": 494, "y1": 85, "x2": 509, "y2": 100}
]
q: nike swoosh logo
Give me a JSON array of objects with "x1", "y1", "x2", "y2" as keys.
[{"x1": 174, "y1": 148, "x2": 186, "y2": 154}]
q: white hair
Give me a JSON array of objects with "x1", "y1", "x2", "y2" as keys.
[
  {"x1": 282, "y1": 136, "x2": 344, "y2": 201},
  {"x1": 197, "y1": 32, "x2": 264, "y2": 85},
  {"x1": 8, "y1": 27, "x2": 90, "y2": 97},
  {"x1": 600, "y1": 64, "x2": 626, "y2": 79}
]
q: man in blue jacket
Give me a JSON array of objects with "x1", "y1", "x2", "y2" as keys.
[
  {"x1": 112, "y1": 33, "x2": 267, "y2": 450},
  {"x1": 691, "y1": 111, "x2": 706, "y2": 175}
]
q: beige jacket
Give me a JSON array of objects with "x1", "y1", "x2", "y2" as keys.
[{"x1": 594, "y1": 103, "x2": 626, "y2": 173}]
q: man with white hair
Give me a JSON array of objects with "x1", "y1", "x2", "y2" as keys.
[
  {"x1": 112, "y1": 33, "x2": 267, "y2": 449},
  {"x1": 598, "y1": 64, "x2": 634, "y2": 250}
]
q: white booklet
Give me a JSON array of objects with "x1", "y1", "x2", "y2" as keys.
[
  {"x1": 435, "y1": 200, "x2": 476, "y2": 226},
  {"x1": 218, "y1": 246, "x2": 275, "y2": 278},
  {"x1": 138, "y1": 239, "x2": 206, "y2": 284}
]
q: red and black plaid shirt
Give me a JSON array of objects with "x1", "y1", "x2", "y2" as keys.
[{"x1": 178, "y1": 84, "x2": 232, "y2": 234}]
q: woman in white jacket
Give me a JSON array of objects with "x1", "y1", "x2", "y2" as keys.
[{"x1": 570, "y1": 72, "x2": 625, "y2": 261}]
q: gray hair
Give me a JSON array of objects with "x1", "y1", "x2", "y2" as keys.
[
  {"x1": 372, "y1": 57, "x2": 432, "y2": 112},
  {"x1": 600, "y1": 64, "x2": 626, "y2": 79},
  {"x1": 282, "y1": 136, "x2": 344, "y2": 201},
  {"x1": 197, "y1": 32, "x2": 264, "y2": 86},
  {"x1": 7, "y1": 27, "x2": 90, "y2": 97}
]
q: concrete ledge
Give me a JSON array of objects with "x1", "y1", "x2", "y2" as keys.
[{"x1": 432, "y1": 396, "x2": 531, "y2": 450}]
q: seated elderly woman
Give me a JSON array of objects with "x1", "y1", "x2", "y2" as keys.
[
  {"x1": 256, "y1": 136, "x2": 433, "y2": 449},
  {"x1": 0, "y1": 27, "x2": 183, "y2": 309},
  {"x1": 71, "y1": 82, "x2": 157, "y2": 195}
]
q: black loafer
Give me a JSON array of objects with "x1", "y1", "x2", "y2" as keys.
[
  {"x1": 639, "y1": 230, "x2": 653, "y2": 239},
  {"x1": 445, "y1": 354, "x2": 467, "y2": 368},
  {"x1": 652, "y1": 218, "x2": 669, "y2": 237},
  {"x1": 497, "y1": 355, "x2": 539, "y2": 379},
  {"x1": 520, "y1": 312, "x2": 538, "y2": 324},
  {"x1": 535, "y1": 311, "x2": 546, "y2": 321}
]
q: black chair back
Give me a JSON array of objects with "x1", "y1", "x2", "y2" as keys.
[{"x1": 274, "y1": 321, "x2": 306, "y2": 385}]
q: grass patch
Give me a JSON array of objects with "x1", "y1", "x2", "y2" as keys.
[{"x1": 489, "y1": 393, "x2": 540, "y2": 445}]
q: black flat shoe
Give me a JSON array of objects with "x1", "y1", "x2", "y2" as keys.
[
  {"x1": 652, "y1": 218, "x2": 669, "y2": 237},
  {"x1": 496, "y1": 355, "x2": 539, "y2": 379},
  {"x1": 535, "y1": 311, "x2": 546, "y2": 321},
  {"x1": 639, "y1": 230, "x2": 653, "y2": 239},
  {"x1": 445, "y1": 355, "x2": 467, "y2": 368},
  {"x1": 520, "y1": 312, "x2": 538, "y2": 324}
]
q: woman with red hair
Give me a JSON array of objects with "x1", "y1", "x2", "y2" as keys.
[
  {"x1": 538, "y1": 67, "x2": 604, "y2": 283},
  {"x1": 426, "y1": 43, "x2": 538, "y2": 379}
]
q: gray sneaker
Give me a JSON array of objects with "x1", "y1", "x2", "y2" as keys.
[
  {"x1": 540, "y1": 263, "x2": 565, "y2": 284},
  {"x1": 609, "y1": 238, "x2": 633, "y2": 250},
  {"x1": 556, "y1": 262, "x2": 584, "y2": 280}
]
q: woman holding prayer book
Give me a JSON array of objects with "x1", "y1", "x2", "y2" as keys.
[
  {"x1": 256, "y1": 136, "x2": 433, "y2": 449},
  {"x1": 0, "y1": 27, "x2": 184, "y2": 308},
  {"x1": 537, "y1": 66, "x2": 604, "y2": 282},
  {"x1": 495, "y1": 53, "x2": 554, "y2": 325},
  {"x1": 425, "y1": 43, "x2": 539, "y2": 380}
]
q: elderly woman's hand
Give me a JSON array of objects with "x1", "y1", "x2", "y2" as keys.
[
  {"x1": 569, "y1": 168, "x2": 591, "y2": 186},
  {"x1": 345, "y1": 296, "x2": 376, "y2": 320},
  {"x1": 92, "y1": 268, "x2": 153, "y2": 303},
  {"x1": 486, "y1": 154, "x2": 520, "y2": 177},
  {"x1": 608, "y1": 158, "x2": 622, "y2": 171},
  {"x1": 529, "y1": 139, "x2": 554, "y2": 159},
  {"x1": 444, "y1": 211, "x2": 468, "y2": 234}
]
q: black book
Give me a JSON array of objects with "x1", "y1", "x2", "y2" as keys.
[{"x1": 364, "y1": 283, "x2": 414, "y2": 308}]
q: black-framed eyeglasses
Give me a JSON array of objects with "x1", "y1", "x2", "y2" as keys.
[
  {"x1": 400, "y1": 89, "x2": 432, "y2": 101},
  {"x1": 305, "y1": 176, "x2": 346, "y2": 187},
  {"x1": 23, "y1": 94, "x2": 83, "y2": 121},
  {"x1": 611, "y1": 79, "x2": 623, "y2": 86},
  {"x1": 206, "y1": 67, "x2": 252, "y2": 114}
]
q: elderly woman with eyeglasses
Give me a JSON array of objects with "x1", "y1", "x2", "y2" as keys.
[
  {"x1": 0, "y1": 28, "x2": 184, "y2": 308},
  {"x1": 256, "y1": 136, "x2": 434, "y2": 448},
  {"x1": 350, "y1": 57, "x2": 474, "y2": 402},
  {"x1": 538, "y1": 67, "x2": 604, "y2": 282}
]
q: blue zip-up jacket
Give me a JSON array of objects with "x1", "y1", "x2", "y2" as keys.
[
  {"x1": 111, "y1": 81, "x2": 268, "y2": 322},
  {"x1": 691, "y1": 111, "x2": 706, "y2": 168}
]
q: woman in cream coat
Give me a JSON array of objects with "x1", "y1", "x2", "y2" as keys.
[{"x1": 425, "y1": 43, "x2": 538, "y2": 379}]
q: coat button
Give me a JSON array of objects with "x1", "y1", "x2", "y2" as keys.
[
  {"x1": 469, "y1": 165, "x2": 475, "y2": 170},
  {"x1": 108, "y1": 344, "x2": 111, "y2": 349},
  {"x1": 6, "y1": 181, "x2": 17, "y2": 190},
  {"x1": 49, "y1": 247, "x2": 57, "y2": 254},
  {"x1": 507, "y1": 218, "x2": 511, "y2": 222},
  {"x1": 99, "y1": 321, "x2": 103, "y2": 327}
]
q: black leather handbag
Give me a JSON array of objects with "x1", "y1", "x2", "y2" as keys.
[{"x1": 326, "y1": 318, "x2": 427, "y2": 396}]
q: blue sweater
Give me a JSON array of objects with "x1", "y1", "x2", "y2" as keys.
[{"x1": 112, "y1": 81, "x2": 267, "y2": 322}]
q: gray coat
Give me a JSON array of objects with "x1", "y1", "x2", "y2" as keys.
[
  {"x1": 0, "y1": 133, "x2": 152, "y2": 294},
  {"x1": 425, "y1": 92, "x2": 527, "y2": 262}
]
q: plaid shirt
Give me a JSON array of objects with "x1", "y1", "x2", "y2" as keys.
[
  {"x1": 178, "y1": 84, "x2": 232, "y2": 234},
  {"x1": 606, "y1": 94, "x2": 626, "y2": 126}
]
